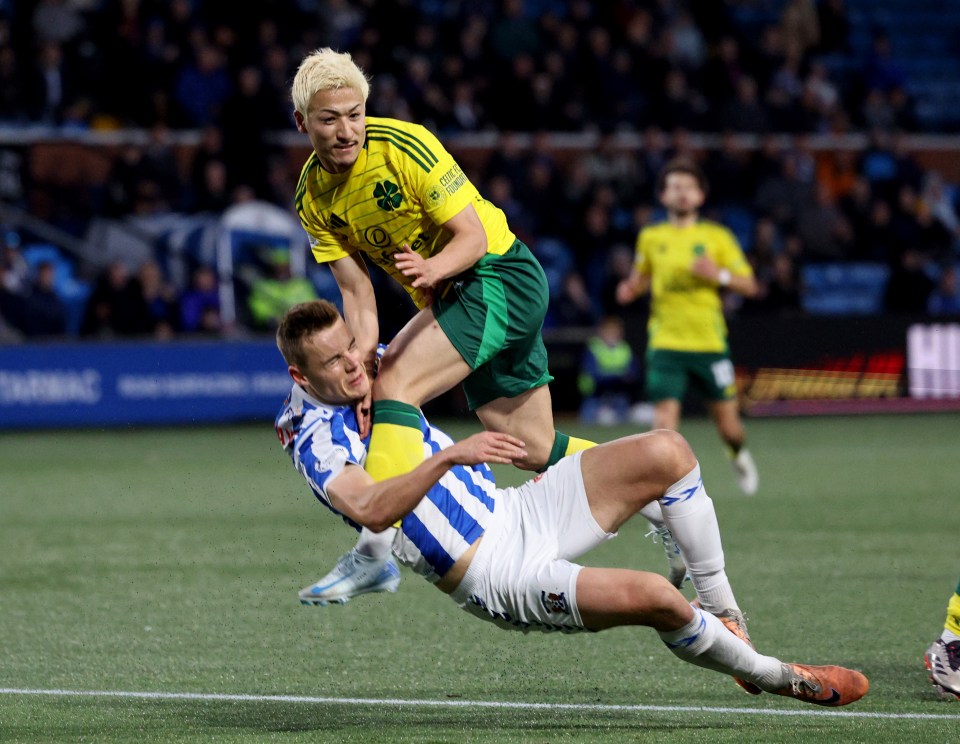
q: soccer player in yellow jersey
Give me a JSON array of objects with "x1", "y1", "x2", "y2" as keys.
[
  {"x1": 617, "y1": 159, "x2": 760, "y2": 495},
  {"x1": 289, "y1": 48, "x2": 625, "y2": 602}
]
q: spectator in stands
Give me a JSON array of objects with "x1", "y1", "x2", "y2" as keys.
[
  {"x1": 795, "y1": 182, "x2": 854, "y2": 261},
  {"x1": 0, "y1": 235, "x2": 27, "y2": 335},
  {"x1": 717, "y1": 76, "x2": 770, "y2": 134},
  {"x1": 0, "y1": 231, "x2": 28, "y2": 296},
  {"x1": 192, "y1": 159, "x2": 233, "y2": 215},
  {"x1": 18, "y1": 259, "x2": 67, "y2": 337},
  {"x1": 864, "y1": 31, "x2": 908, "y2": 94},
  {"x1": 104, "y1": 124, "x2": 183, "y2": 216},
  {"x1": 0, "y1": 43, "x2": 25, "y2": 122},
  {"x1": 577, "y1": 315, "x2": 639, "y2": 425},
  {"x1": 129, "y1": 259, "x2": 180, "y2": 339},
  {"x1": 25, "y1": 40, "x2": 74, "y2": 125},
  {"x1": 180, "y1": 264, "x2": 222, "y2": 335},
  {"x1": 32, "y1": 0, "x2": 86, "y2": 46},
  {"x1": 246, "y1": 249, "x2": 318, "y2": 332},
  {"x1": 884, "y1": 247, "x2": 936, "y2": 314},
  {"x1": 218, "y1": 65, "x2": 287, "y2": 199},
  {"x1": 780, "y1": 0, "x2": 820, "y2": 62},
  {"x1": 80, "y1": 261, "x2": 139, "y2": 338},
  {"x1": 857, "y1": 198, "x2": 897, "y2": 263},
  {"x1": 816, "y1": 0, "x2": 851, "y2": 56},
  {"x1": 743, "y1": 252, "x2": 803, "y2": 317},
  {"x1": 173, "y1": 43, "x2": 231, "y2": 127},
  {"x1": 928, "y1": 264, "x2": 960, "y2": 316}
]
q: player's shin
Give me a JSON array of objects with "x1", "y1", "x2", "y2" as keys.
[
  {"x1": 658, "y1": 464, "x2": 739, "y2": 614},
  {"x1": 366, "y1": 400, "x2": 424, "y2": 481},
  {"x1": 659, "y1": 608, "x2": 784, "y2": 688}
]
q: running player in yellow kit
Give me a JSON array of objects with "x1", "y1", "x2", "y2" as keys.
[{"x1": 617, "y1": 159, "x2": 760, "y2": 495}]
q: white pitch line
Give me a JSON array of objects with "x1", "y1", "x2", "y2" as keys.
[{"x1": 0, "y1": 688, "x2": 957, "y2": 721}]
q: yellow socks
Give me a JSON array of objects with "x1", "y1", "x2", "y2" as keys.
[
  {"x1": 945, "y1": 586, "x2": 960, "y2": 636},
  {"x1": 542, "y1": 430, "x2": 597, "y2": 471},
  {"x1": 365, "y1": 400, "x2": 424, "y2": 482}
]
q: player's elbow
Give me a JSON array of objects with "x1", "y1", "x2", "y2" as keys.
[
  {"x1": 351, "y1": 501, "x2": 400, "y2": 533},
  {"x1": 363, "y1": 512, "x2": 398, "y2": 534},
  {"x1": 740, "y1": 278, "x2": 760, "y2": 298}
]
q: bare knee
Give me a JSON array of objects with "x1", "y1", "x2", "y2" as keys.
[
  {"x1": 641, "y1": 574, "x2": 696, "y2": 632},
  {"x1": 638, "y1": 429, "x2": 697, "y2": 486}
]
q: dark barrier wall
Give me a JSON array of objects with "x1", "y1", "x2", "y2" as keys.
[
  {"x1": 2, "y1": 317, "x2": 959, "y2": 429},
  {"x1": 0, "y1": 341, "x2": 291, "y2": 428}
]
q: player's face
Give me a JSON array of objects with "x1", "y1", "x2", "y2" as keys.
[
  {"x1": 660, "y1": 172, "x2": 705, "y2": 217},
  {"x1": 293, "y1": 318, "x2": 370, "y2": 405},
  {"x1": 295, "y1": 87, "x2": 366, "y2": 174}
]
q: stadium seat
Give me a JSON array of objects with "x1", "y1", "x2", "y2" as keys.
[{"x1": 801, "y1": 262, "x2": 891, "y2": 315}]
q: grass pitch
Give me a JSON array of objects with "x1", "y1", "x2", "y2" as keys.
[{"x1": 1, "y1": 413, "x2": 958, "y2": 742}]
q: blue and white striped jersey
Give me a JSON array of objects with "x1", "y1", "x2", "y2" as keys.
[{"x1": 275, "y1": 383, "x2": 499, "y2": 585}]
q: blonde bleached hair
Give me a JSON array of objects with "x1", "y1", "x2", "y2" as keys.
[{"x1": 291, "y1": 47, "x2": 371, "y2": 119}]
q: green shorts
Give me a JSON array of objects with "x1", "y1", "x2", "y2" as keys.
[
  {"x1": 434, "y1": 240, "x2": 553, "y2": 410},
  {"x1": 645, "y1": 349, "x2": 737, "y2": 403}
]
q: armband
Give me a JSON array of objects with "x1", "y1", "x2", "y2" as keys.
[{"x1": 717, "y1": 269, "x2": 731, "y2": 287}]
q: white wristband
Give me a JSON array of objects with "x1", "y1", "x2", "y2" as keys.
[{"x1": 718, "y1": 269, "x2": 731, "y2": 287}]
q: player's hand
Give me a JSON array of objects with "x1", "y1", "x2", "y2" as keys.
[
  {"x1": 446, "y1": 432, "x2": 527, "y2": 467},
  {"x1": 394, "y1": 244, "x2": 442, "y2": 289},
  {"x1": 355, "y1": 389, "x2": 373, "y2": 438},
  {"x1": 691, "y1": 256, "x2": 719, "y2": 282},
  {"x1": 615, "y1": 278, "x2": 635, "y2": 305}
]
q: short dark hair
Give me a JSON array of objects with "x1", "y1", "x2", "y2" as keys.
[
  {"x1": 276, "y1": 299, "x2": 341, "y2": 368},
  {"x1": 656, "y1": 158, "x2": 709, "y2": 195}
]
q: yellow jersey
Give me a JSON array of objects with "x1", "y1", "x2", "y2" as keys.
[
  {"x1": 634, "y1": 220, "x2": 753, "y2": 353},
  {"x1": 295, "y1": 117, "x2": 515, "y2": 310}
]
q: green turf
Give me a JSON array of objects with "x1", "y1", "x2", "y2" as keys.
[{"x1": 1, "y1": 413, "x2": 958, "y2": 742}]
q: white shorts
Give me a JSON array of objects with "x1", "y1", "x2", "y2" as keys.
[{"x1": 449, "y1": 451, "x2": 616, "y2": 633}]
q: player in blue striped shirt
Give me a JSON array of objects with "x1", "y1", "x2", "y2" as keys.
[{"x1": 273, "y1": 299, "x2": 868, "y2": 706}]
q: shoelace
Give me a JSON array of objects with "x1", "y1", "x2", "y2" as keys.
[
  {"x1": 788, "y1": 669, "x2": 822, "y2": 697},
  {"x1": 645, "y1": 527, "x2": 681, "y2": 554}
]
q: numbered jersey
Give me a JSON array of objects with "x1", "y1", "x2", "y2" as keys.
[
  {"x1": 295, "y1": 116, "x2": 515, "y2": 310},
  {"x1": 275, "y1": 382, "x2": 499, "y2": 585}
]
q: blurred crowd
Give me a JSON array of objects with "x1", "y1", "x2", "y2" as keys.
[
  {"x1": 1, "y1": 0, "x2": 960, "y2": 343},
  {"x1": 0, "y1": 0, "x2": 922, "y2": 136}
]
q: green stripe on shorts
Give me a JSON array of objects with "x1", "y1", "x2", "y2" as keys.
[{"x1": 476, "y1": 258, "x2": 508, "y2": 367}]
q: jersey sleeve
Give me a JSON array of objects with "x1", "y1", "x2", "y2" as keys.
[
  {"x1": 405, "y1": 124, "x2": 479, "y2": 225},
  {"x1": 306, "y1": 227, "x2": 354, "y2": 264},
  {"x1": 715, "y1": 226, "x2": 753, "y2": 278},
  {"x1": 294, "y1": 409, "x2": 365, "y2": 505},
  {"x1": 635, "y1": 228, "x2": 653, "y2": 275}
]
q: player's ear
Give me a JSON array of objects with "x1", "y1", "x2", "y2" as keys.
[
  {"x1": 293, "y1": 110, "x2": 306, "y2": 133},
  {"x1": 288, "y1": 364, "x2": 308, "y2": 386}
]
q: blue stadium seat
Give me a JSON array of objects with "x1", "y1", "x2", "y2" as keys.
[
  {"x1": 801, "y1": 262, "x2": 891, "y2": 315},
  {"x1": 721, "y1": 206, "x2": 756, "y2": 253}
]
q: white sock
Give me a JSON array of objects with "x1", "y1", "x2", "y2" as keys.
[
  {"x1": 658, "y1": 608, "x2": 786, "y2": 689},
  {"x1": 639, "y1": 500, "x2": 665, "y2": 529},
  {"x1": 659, "y1": 464, "x2": 738, "y2": 614},
  {"x1": 942, "y1": 628, "x2": 960, "y2": 644},
  {"x1": 353, "y1": 526, "x2": 396, "y2": 559}
]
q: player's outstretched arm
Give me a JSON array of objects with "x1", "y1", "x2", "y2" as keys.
[{"x1": 328, "y1": 431, "x2": 526, "y2": 532}]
